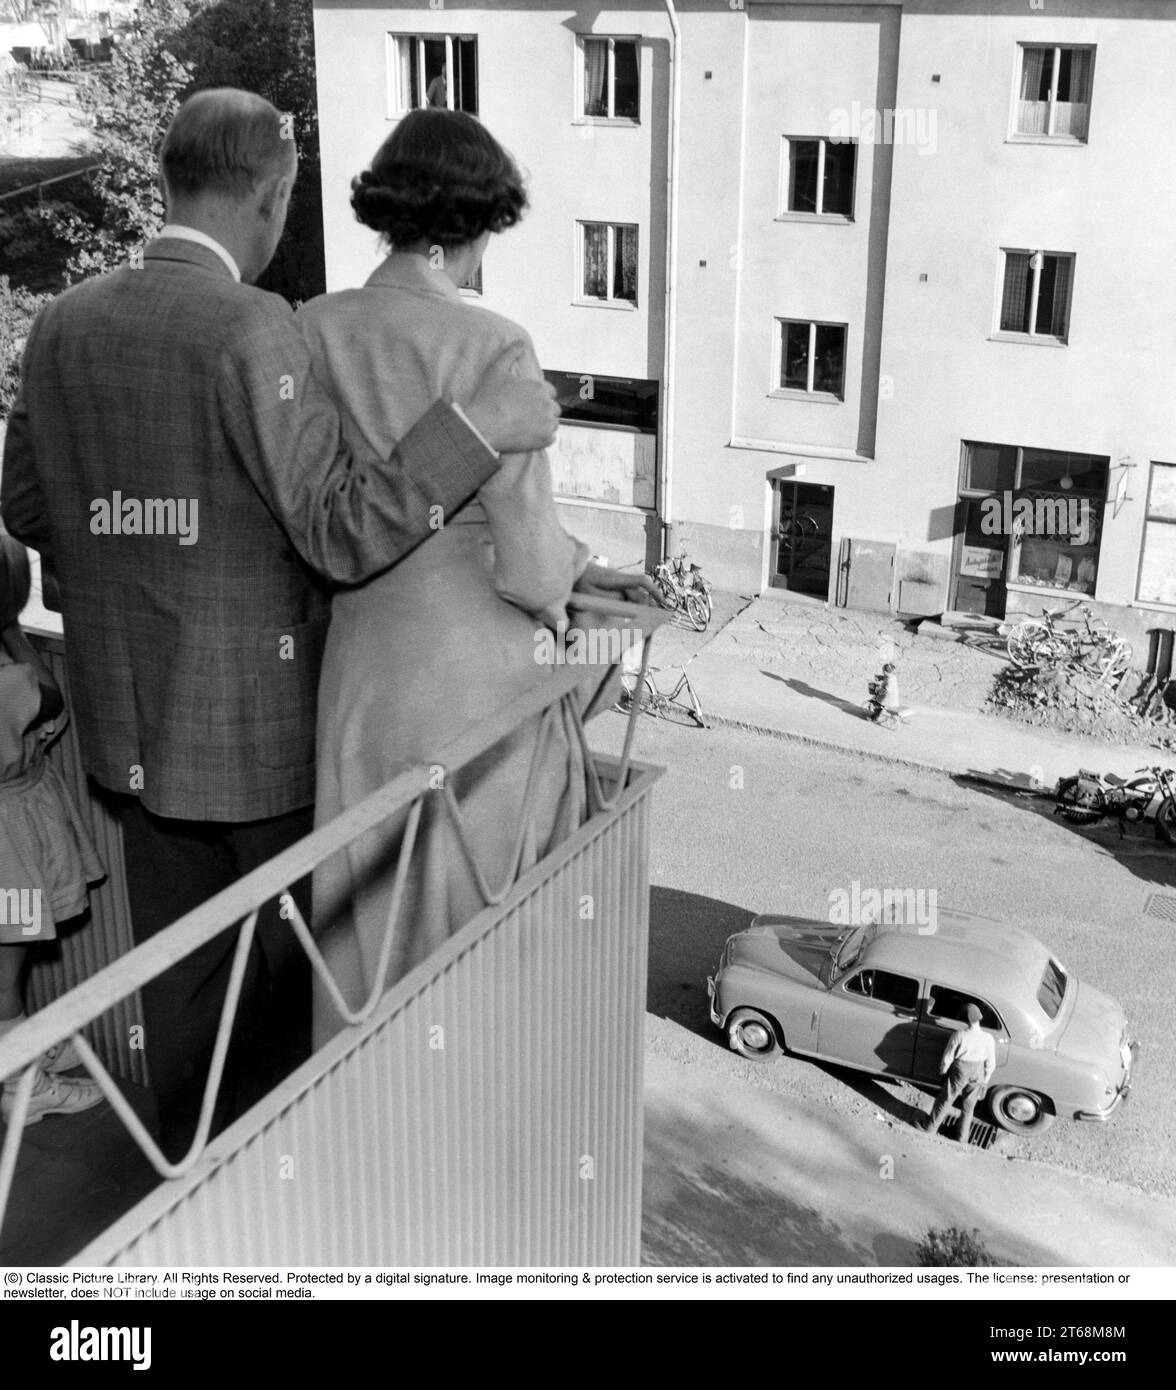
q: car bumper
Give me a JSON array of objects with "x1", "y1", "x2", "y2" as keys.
[
  {"x1": 1076, "y1": 1042, "x2": 1139, "y2": 1123},
  {"x1": 707, "y1": 975, "x2": 723, "y2": 1028}
]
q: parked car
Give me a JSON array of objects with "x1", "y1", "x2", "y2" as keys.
[{"x1": 707, "y1": 908, "x2": 1137, "y2": 1135}]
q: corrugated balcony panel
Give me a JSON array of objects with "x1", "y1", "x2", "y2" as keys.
[
  {"x1": 24, "y1": 635, "x2": 146, "y2": 1084},
  {"x1": 74, "y1": 763, "x2": 654, "y2": 1267}
]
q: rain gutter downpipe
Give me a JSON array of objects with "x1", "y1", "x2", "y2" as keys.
[{"x1": 659, "y1": 0, "x2": 681, "y2": 562}]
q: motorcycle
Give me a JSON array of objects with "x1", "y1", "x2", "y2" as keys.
[{"x1": 1054, "y1": 764, "x2": 1176, "y2": 843}]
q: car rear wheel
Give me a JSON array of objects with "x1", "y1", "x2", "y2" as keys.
[
  {"x1": 988, "y1": 1085, "x2": 1055, "y2": 1135},
  {"x1": 726, "y1": 1008, "x2": 781, "y2": 1060}
]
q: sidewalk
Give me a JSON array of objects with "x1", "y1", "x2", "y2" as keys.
[{"x1": 679, "y1": 592, "x2": 1171, "y2": 794}]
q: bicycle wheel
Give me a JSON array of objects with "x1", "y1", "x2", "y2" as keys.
[
  {"x1": 684, "y1": 591, "x2": 709, "y2": 632},
  {"x1": 1027, "y1": 634, "x2": 1069, "y2": 669},
  {"x1": 658, "y1": 678, "x2": 707, "y2": 728},
  {"x1": 1007, "y1": 621, "x2": 1048, "y2": 666},
  {"x1": 655, "y1": 574, "x2": 680, "y2": 610}
]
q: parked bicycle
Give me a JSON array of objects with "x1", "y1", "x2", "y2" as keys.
[
  {"x1": 1005, "y1": 599, "x2": 1132, "y2": 682},
  {"x1": 651, "y1": 547, "x2": 712, "y2": 631},
  {"x1": 615, "y1": 656, "x2": 707, "y2": 728}
]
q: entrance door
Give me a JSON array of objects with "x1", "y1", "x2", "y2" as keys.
[
  {"x1": 952, "y1": 499, "x2": 1008, "y2": 616},
  {"x1": 770, "y1": 482, "x2": 834, "y2": 597}
]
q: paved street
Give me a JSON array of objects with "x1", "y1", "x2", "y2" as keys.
[{"x1": 592, "y1": 711, "x2": 1176, "y2": 1201}]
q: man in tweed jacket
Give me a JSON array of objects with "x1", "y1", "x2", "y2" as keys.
[{"x1": 0, "y1": 89, "x2": 560, "y2": 1154}]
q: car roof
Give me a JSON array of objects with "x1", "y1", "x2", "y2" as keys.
[{"x1": 862, "y1": 909, "x2": 1052, "y2": 1010}]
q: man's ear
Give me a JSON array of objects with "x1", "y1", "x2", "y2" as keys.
[{"x1": 256, "y1": 170, "x2": 292, "y2": 222}]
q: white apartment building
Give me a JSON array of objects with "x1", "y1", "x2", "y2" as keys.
[{"x1": 312, "y1": 0, "x2": 1176, "y2": 650}]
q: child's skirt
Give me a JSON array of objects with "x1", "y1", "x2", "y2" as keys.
[{"x1": 0, "y1": 759, "x2": 104, "y2": 943}]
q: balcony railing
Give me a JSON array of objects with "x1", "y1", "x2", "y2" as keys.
[{"x1": 0, "y1": 598, "x2": 663, "y2": 1266}]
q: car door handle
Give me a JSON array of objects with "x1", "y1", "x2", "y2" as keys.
[{"x1": 811, "y1": 1010, "x2": 818, "y2": 1031}]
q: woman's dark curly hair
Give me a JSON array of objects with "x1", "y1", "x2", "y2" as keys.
[{"x1": 351, "y1": 109, "x2": 528, "y2": 249}]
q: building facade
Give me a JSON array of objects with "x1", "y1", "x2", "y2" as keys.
[{"x1": 311, "y1": 0, "x2": 1176, "y2": 649}]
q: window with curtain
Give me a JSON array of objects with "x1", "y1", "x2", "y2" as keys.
[
  {"x1": 776, "y1": 320, "x2": 847, "y2": 396},
  {"x1": 1014, "y1": 44, "x2": 1094, "y2": 140},
  {"x1": 387, "y1": 34, "x2": 479, "y2": 115},
  {"x1": 998, "y1": 250, "x2": 1074, "y2": 339},
  {"x1": 579, "y1": 223, "x2": 637, "y2": 304},
  {"x1": 579, "y1": 36, "x2": 640, "y2": 121}
]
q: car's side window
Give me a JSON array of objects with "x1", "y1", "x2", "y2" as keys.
[
  {"x1": 926, "y1": 984, "x2": 1003, "y2": 1032},
  {"x1": 845, "y1": 969, "x2": 920, "y2": 1011}
]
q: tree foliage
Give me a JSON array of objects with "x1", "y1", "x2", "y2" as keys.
[
  {"x1": 915, "y1": 1226, "x2": 999, "y2": 1268},
  {"x1": 0, "y1": 275, "x2": 51, "y2": 419},
  {"x1": 42, "y1": 0, "x2": 323, "y2": 302},
  {"x1": 42, "y1": 1, "x2": 194, "y2": 281}
]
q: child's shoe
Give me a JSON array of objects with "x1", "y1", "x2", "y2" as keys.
[{"x1": 1, "y1": 1066, "x2": 104, "y2": 1126}]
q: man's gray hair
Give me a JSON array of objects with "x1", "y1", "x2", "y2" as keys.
[{"x1": 160, "y1": 88, "x2": 293, "y2": 198}]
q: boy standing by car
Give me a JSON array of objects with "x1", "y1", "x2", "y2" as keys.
[{"x1": 923, "y1": 1003, "x2": 996, "y2": 1141}]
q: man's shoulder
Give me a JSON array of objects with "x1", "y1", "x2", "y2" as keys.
[{"x1": 35, "y1": 260, "x2": 293, "y2": 336}]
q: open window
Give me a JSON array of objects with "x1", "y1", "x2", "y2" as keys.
[
  {"x1": 844, "y1": 969, "x2": 920, "y2": 1011},
  {"x1": 925, "y1": 984, "x2": 1003, "y2": 1033}
]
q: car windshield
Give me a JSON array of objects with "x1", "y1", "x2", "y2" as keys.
[
  {"x1": 833, "y1": 922, "x2": 878, "y2": 976},
  {"x1": 1036, "y1": 957, "x2": 1068, "y2": 1020}
]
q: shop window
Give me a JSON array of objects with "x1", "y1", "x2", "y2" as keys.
[
  {"x1": 1138, "y1": 462, "x2": 1176, "y2": 606},
  {"x1": 1013, "y1": 44, "x2": 1094, "y2": 141},
  {"x1": 542, "y1": 370, "x2": 657, "y2": 433},
  {"x1": 962, "y1": 441, "x2": 1107, "y2": 596}
]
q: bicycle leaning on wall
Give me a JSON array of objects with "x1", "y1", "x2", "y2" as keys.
[{"x1": 1005, "y1": 599, "x2": 1133, "y2": 683}]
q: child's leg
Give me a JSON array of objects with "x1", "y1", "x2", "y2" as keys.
[{"x1": 0, "y1": 944, "x2": 26, "y2": 1022}]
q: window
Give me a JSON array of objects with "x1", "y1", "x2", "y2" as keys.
[
  {"x1": 961, "y1": 441, "x2": 1107, "y2": 595},
  {"x1": 461, "y1": 264, "x2": 482, "y2": 295},
  {"x1": 1036, "y1": 959, "x2": 1068, "y2": 1021},
  {"x1": 998, "y1": 249, "x2": 1074, "y2": 341},
  {"x1": 578, "y1": 36, "x2": 639, "y2": 120},
  {"x1": 387, "y1": 34, "x2": 478, "y2": 116},
  {"x1": 1138, "y1": 462, "x2": 1176, "y2": 606},
  {"x1": 782, "y1": 137, "x2": 855, "y2": 218},
  {"x1": 845, "y1": 969, "x2": 920, "y2": 1011},
  {"x1": 926, "y1": 986, "x2": 1002, "y2": 1032},
  {"x1": 542, "y1": 371, "x2": 658, "y2": 433},
  {"x1": 776, "y1": 320, "x2": 846, "y2": 397},
  {"x1": 1014, "y1": 44, "x2": 1094, "y2": 140},
  {"x1": 579, "y1": 222, "x2": 637, "y2": 305}
]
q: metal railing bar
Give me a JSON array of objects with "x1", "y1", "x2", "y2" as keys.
[
  {"x1": 440, "y1": 699, "x2": 558, "y2": 905},
  {"x1": 0, "y1": 649, "x2": 626, "y2": 1078},
  {"x1": 68, "y1": 755, "x2": 660, "y2": 1266},
  {"x1": 282, "y1": 797, "x2": 425, "y2": 1029},
  {"x1": 1, "y1": 599, "x2": 665, "y2": 1077}
]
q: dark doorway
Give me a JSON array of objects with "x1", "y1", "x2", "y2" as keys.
[
  {"x1": 951, "y1": 498, "x2": 1008, "y2": 616},
  {"x1": 771, "y1": 481, "x2": 834, "y2": 597}
]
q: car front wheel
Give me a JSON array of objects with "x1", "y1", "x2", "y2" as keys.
[
  {"x1": 988, "y1": 1085, "x2": 1055, "y2": 1135},
  {"x1": 726, "y1": 1008, "x2": 781, "y2": 1061}
]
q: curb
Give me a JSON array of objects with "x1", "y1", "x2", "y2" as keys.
[{"x1": 701, "y1": 708, "x2": 1057, "y2": 799}]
